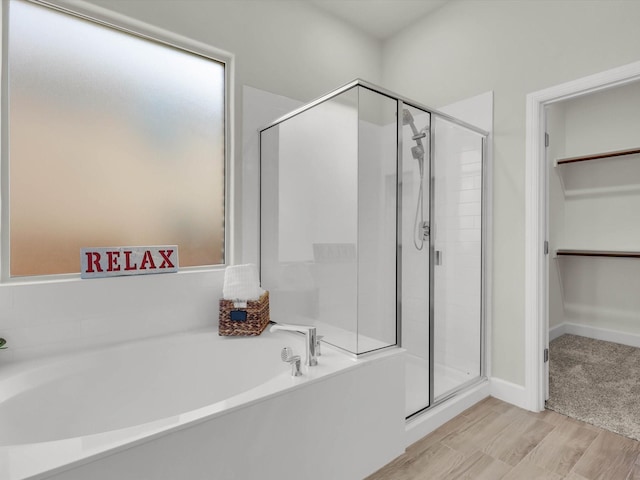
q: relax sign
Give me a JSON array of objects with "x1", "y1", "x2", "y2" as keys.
[{"x1": 80, "y1": 246, "x2": 178, "y2": 279}]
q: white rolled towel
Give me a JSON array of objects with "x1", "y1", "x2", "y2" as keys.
[{"x1": 223, "y1": 264, "x2": 265, "y2": 301}]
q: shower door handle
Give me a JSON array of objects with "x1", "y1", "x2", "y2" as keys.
[{"x1": 434, "y1": 250, "x2": 442, "y2": 265}]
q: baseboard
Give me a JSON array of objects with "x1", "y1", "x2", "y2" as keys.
[
  {"x1": 549, "y1": 323, "x2": 567, "y2": 342},
  {"x1": 405, "y1": 380, "x2": 490, "y2": 447},
  {"x1": 553, "y1": 322, "x2": 640, "y2": 349},
  {"x1": 489, "y1": 377, "x2": 528, "y2": 410}
]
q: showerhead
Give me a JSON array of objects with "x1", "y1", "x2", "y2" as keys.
[
  {"x1": 403, "y1": 108, "x2": 427, "y2": 167},
  {"x1": 402, "y1": 109, "x2": 420, "y2": 137},
  {"x1": 402, "y1": 108, "x2": 415, "y2": 127},
  {"x1": 403, "y1": 109, "x2": 428, "y2": 140}
]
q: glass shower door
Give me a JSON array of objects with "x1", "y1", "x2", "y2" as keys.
[{"x1": 432, "y1": 115, "x2": 484, "y2": 401}]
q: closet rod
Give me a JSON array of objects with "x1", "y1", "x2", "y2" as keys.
[
  {"x1": 556, "y1": 249, "x2": 640, "y2": 258},
  {"x1": 556, "y1": 147, "x2": 640, "y2": 165}
]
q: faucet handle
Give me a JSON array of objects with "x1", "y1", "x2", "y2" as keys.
[
  {"x1": 281, "y1": 346, "x2": 295, "y2": 362},
  {"x1": 280, "y1": 347, "x2": 302, "y2": 376}
]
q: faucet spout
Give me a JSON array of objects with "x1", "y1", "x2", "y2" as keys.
[{"x1": 270, "y1": 323, "x2": 318, "y2": 366}]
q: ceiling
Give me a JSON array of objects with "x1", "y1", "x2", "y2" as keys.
[{"x1": 307, "y1": 0, "x2": 449, "y2": 40}]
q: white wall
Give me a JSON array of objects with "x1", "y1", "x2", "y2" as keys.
[
  {"x1": 548, "y1": 81, "x2": 640, "y2": 336},
  {"x1": 383, "y1": 0, "x2": 640, "y2": 385},
  {"x1": 0, "y1": 0, "x2": 382, "y2": 363}
]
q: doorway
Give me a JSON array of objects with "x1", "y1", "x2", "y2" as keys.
[{"x1": 525, "y1": 60, "x2": 640, "y2": 413}]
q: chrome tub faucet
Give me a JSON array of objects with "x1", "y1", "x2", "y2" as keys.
[{"x1": 270, "y1": 323, "x2": 318, "y2": 366}]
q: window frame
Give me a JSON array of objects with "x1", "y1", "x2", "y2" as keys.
[{"x1": 0, "y1": 0, "x2": 234, "y2": 282}]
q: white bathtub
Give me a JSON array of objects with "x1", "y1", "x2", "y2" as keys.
[{"x1": 0, "y1": 328, "x2": 404, "y2": 479}]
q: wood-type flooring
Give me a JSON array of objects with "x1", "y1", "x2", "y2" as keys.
[{"x1": 366, "y1": 396, "x2": 640, "y2": 480}]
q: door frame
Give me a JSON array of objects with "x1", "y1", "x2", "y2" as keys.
[{"x1": 524, "y1": 60, "x2": 640, "y2": 412}]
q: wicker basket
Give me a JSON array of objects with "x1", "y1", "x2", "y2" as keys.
[{"x1": 218, "y1": 291, "x2": 270, "y2": 336}]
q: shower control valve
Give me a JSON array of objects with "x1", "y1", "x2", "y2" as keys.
[{"x1": 422, "y1": 221, "x2": 430, "y2": 239}]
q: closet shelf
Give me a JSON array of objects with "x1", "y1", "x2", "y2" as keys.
[
  {"x1": 556, "y1": 147, "x2": 640, "y2": 165},
  {"x1": 556, "y1": 249, "x2": 640, "y2": 258}
]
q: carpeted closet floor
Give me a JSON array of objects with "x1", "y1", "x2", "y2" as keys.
[{"x1": 547, "y1": 334, "x2": 640, "y2": 441}]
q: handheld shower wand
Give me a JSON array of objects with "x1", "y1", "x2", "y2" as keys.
[
  {"x1": 403, "y1": 108, "x2": 428, "y2": 175},
  {"x1": 402, "y1": 108, "x2": 430, "y2": 250}
]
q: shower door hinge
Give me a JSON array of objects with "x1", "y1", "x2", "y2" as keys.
[
  {"x1": 545, "y1": 132, "x2": 550, "y2": 147},
  {"x1": 544, "y1": 240, "x2": 549, "y2": 255},
  {"x1": 544, "y1": 348, "x2": 549, "y2": 363}
]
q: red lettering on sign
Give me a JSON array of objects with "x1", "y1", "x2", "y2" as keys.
[
  {"x1": 139, "y1": 250, "x2": 156, "y2": 270},
  {"x1": 158, "y1": 249, "x2": 175, "y2": 269},
  {"x1": 107, "y1": 251, "x2": 121, "y2": 272},
  {"x1": 85, "y1": 252, "x2": 103, "y2": 273},
  {"x1": 124, "y1": 251, "x2": 137, "y2": 271},
  {"x1": 81, "y1": 246, "x2": 177, "y2": 278}
]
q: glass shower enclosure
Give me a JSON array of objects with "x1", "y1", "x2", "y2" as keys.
[{"x1": 259, "y1": 80, "x2": 487, "y2": 418}]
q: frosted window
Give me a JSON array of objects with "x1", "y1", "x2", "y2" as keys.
[{"x1": 8, "y1": 0, "x2": 226, "y2": 276}]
